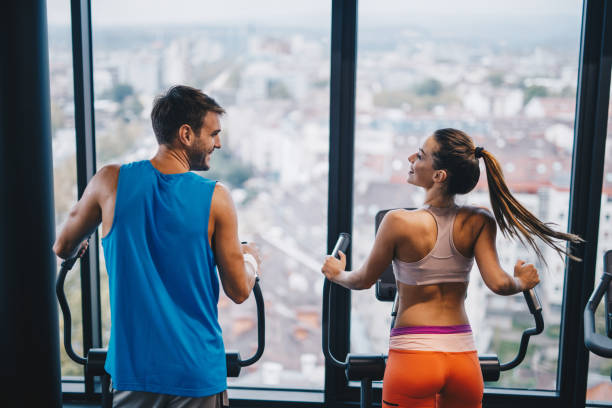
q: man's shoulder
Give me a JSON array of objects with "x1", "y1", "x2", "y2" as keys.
[
  {"x1": 210, "y1": 182, "x2": 236, "y2": 219},
  {"x1": 94, "y1": 164, "x2": 121, "y2": 185},
  {"x1": 98, "y1": 163, "x2": 121, "y2": 174},
  {"x1": 212, "y1": 182, "x2": 231, "y2": 200},
  {"x1": 85, "y1": 164, "x2": 121, "y2": 203}
]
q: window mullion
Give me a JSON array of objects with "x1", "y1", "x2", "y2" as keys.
[
  {"x1": 70, "y1": 0, "x2": 102, "y2": 396},
  {"x1": 326, "y1": 0, "x2": 358, "y2": 405}
]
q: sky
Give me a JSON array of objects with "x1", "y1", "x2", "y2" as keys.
[{"x1": 46, "y1": 0, "x2": 582, "y2": 27}]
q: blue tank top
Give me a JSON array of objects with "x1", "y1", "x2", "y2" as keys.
[{"x1": 101, "y1": 160, "x2": 226, "y2": 397}]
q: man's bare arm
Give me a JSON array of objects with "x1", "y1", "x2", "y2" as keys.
[
  {"x1": 211, "y1": 183, "x2": 258, "y2": 304},
  {"x1": 53, "y1": 165, "x2": 118, "y2": 259}
]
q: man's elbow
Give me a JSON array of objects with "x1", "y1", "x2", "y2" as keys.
[
  {"x1": 53, "y1": 239, "x2": 71, "y2": 260},
  {"x1": 231, "y1": 292, "x2": 250, "y2": 304},
  {"x1": 229, "y1": 285, "x2": 251, "y2": 304}
]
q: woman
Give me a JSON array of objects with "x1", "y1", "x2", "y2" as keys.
[{"x1": 321, "y1": 128, "x2": 583, "y2": 408}]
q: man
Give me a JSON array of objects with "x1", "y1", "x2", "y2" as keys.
[{"x1": 54, "y1": 85, "x2": 261, "y2": 407}]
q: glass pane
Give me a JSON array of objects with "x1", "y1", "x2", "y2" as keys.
[
  {"x1": 586, "y1": 77, "x2": 612, "y2": 404},
  {"x1": 91, "y1": 1, "x2": 331, "y2": 389},
  {"x1": 352, "y1": 0, "x2": 582, "y2": 391},
  {"x1": 47, "y1": 0, "x2": 84, "y2": 379}
]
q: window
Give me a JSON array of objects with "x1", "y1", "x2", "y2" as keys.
[
  {"x1": 586, "y1": 77, "x2": 612, "y2": 405},
  {"x1": 47, "y1": 0, "x2": 84, "y2": 383},
  {"x1": 46, "y1": 1, "x2": 612, "y2": 405},
  {"x1": 91, "y1": 0, "x2": 331, "y2": 389},
  {"x1": 352, "y1": 0, "x2": 582, "y2": 391}
]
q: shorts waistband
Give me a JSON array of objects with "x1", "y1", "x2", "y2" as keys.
[
  {"x1": 389, "y1": 332, "x2": 476, "y2": 352},
  {"x1": 391, "y1": 324, "x2": 472, "y2": 337}
]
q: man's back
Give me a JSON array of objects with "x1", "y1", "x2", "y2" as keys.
[
  {"x1": 53, "y1": 86, "x2": 260, "y2": 406},
  {"x1": 102, "y1": 160, "x2": 226, "y2": 397}
]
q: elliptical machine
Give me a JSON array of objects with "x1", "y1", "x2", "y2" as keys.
[
  {"x1": 57, "y1": 247, "x2": 265, "y2": 407},
  {"x1": 584, "y1": 250, "x2": 612, "y2": 369},
  {"x1": 322, "y1": 209, "x2": 545, "y2": 408}
]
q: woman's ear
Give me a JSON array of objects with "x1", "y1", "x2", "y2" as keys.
[{"x1": 434, "y1": 169, "x2": 448, "y2": 183}]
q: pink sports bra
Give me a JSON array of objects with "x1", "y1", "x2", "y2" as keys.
[{"x1": 392, "y1": 205, "x2": 474, "y2": 286}]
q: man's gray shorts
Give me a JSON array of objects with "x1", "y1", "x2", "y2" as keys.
[{"x1": 111, "y1": 387, "x2": 229, "y2": 408}]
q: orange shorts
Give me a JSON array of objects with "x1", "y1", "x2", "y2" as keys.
[{"x1": 382, "y1": 349, "x2": 483, "y2": 408}]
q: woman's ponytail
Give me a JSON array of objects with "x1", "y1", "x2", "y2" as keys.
[{"x1": 479, "y1": 148, "x2": 584, "y2": 263}]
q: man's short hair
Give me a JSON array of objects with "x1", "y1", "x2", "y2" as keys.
[{"x1": 151, "y1": 85, "x2": 225, "y2": 145}]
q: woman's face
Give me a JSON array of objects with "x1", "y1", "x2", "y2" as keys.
[{"x1": 407, "y1": 135, "x2": 439, "y2": 188}]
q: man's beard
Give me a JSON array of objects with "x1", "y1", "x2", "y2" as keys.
[{"x1": 188, "y1": 148, "x2": 210, "y2": 171}]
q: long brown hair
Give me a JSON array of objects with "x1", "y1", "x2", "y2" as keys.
[{"x1": 432, "y1": 128, "x2": 583, "y2": 263}]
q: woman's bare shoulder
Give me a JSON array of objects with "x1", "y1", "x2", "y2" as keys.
[
  {"x1": 383, "y1": 208, "x2": 433, "y2": 232},
  {"x1": 385, "y1": 207, "x2": 430, "y2": 220},
  {"x1": 457, "y1": 205, "x2": 496, "y2": 229}
]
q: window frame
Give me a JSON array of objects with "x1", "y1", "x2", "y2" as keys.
[
  {"x1": 559, "y1": 0, "x2": 612, "y2": 407},
  {"x1": 69, "y1": 0, "x2": 103, "y2": 397},
  {"x1": 60, "y1": 0, "x2": 612, "y2": 406}
]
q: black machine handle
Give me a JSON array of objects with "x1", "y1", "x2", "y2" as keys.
[
  {"x1": 584, "y1": 250, "x2": 612, "y2": 358},
  {"x1": 322, "y1": 233, "x2": 351, "y2": 368},
  {"x1": 237, "y1": 241, "x2": 266, "y2": 367},
  {"x1": 499, "y1": 288, "x2": 544, "y2": 371},
  {"x1": 226, "y1": 242, "x2": 266, "y2": 377},
  {"x1": 238, "y1": 277, "x2": 266, "y2": 366},
  {"x1": 227, "y1": 277, "x2": 266, "y2": 377},
  {"x1": 56, "y1": 255, "x2": 87, "y2": 366},
  {"x1": 56, "y1": 249, "x2": 111, "y2": 408}
]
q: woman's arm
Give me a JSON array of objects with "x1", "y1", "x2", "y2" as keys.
[
  {"x1": 473, "y1": 209, "x2": 539, "y2": 295},
  {"x1": 321, "y1": 210, "x2": 399, "y2": 290}
]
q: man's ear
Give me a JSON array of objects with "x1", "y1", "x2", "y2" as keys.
[
  {"x1": 177, "y1": 124, "x2": 193, "y2": 146},
  {"x1": 434, "y1": 169, "x2": 447, "y2": 183}
]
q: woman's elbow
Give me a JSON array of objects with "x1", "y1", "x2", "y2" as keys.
[
  {"x1": 356, "y1": 278, "x2": 375, "y2": 290},
  {"x1": 489, "y1": 284, "x2": 505, "y2": 296},
  {"x1": 489, "y1": 278, "x2": 516, "y2": 296}
]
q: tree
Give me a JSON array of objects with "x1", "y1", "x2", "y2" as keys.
[
  {"x1": 107, "y1": 83, "x2": 134, "y2": 103},
  {"x1": 203, "y1": 149, "x2": 253, "y2": 188},
  {"x1": 268, "y1": 80, "x2": 291, "y2": 100},
  {"x1": 523, "y1": 85, "x2": 548, "y2": 105},
  {"x1": 414, "y1": 78, "x2": 443, "y2": 97},
  {"x1": 487, "y1": 72, "x2": 504, "y2": 87}
]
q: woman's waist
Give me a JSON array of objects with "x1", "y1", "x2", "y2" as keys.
[
  {"x1": 397, "y1": 281, "x2": 468, "y2": 305},
  {"x1": 395, "y1": 301, "x2": 468, "y2": 327}
]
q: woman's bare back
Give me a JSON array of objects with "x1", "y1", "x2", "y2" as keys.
[{"x1": 393, "y1": 206, "x2": 487, "y2": 327}]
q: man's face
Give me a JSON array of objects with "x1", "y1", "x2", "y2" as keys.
[{"x1": 189, "y1": 112, "x2": 221, "y2": 171}]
